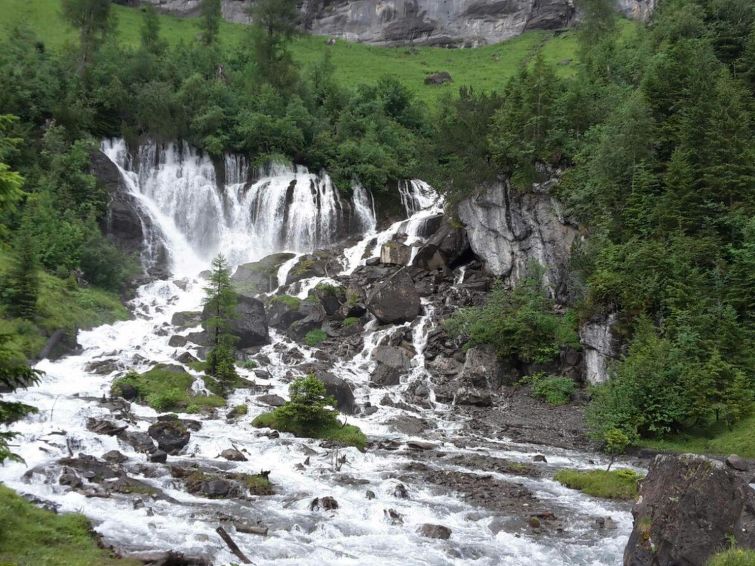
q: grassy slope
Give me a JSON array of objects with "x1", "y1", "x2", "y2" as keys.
[
  {"x1": 554, "y1": 468, "x2": 643, "y2": 500},
  {"x1": 0, "y1": 485, "x2": 140, "y2": 566},
  {"x1": 638, "y1": 412, "x2": 755, "y2": 460},
  {"x1": 0, "y1": 251, "x2": 129, "y2": 357},
  {"x1": 0, "y1": 0, "x2": 635, "y2": 106}
]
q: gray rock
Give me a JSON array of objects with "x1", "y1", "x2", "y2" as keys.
[
  {"x1": 580, "y1": 313, "x2": 619, "y2": 384},
  {"x1": 458, "y1": 179, "x2": 578, "y2": 302},
  {"x1": 257, "y1": 394, "x2": 286, "y2": 407},
  {"x1": 310, "y1": 496, "x2": 339, "y2": 511},
  {"x1": 204, "y1": 294, "x2": 269, "y2": 348},
  {"x1": 220, "y1": 448, "x2": 247, "y2": 462},
  {"x1": 624, "y1": 454, "x2": 755, "y2": 566},
  {"x1": 149, "y1": 450, "x2": 168, "y2": 463},
  {"x1": 425, "y1": 72, "x2": 453, "y2": 85},
  {"x1": 231, "y1": 253, "x2": 295, "y2": 295},
  {"x1": 455, "y1": 387, "x2": 493, "y2": 407},
  {"x1": 86, "y1": 418, "x2": 127, "y2": 436},
  {"x1": 148, "y1": 419, "x2": 191, "y2": 454},
  {"x1": 459, "y1": 345, "x2": 504, "y2": 389},
  {"x1": 171, "y1": 311, "x2": 202, "y2": 328},
  {"x1": 168, "y1": 335, "x2": 189, "y2": 348},
  {"x1": 418, "y1": 523, "x2": 452, "y2": 540},
  {"x1": 103, "y1": 450, "x2": 128, "y2": 464},
  {"x1": 366, "y1": 269, "x2": 421, "y2": 324},
  {"x1": 380, "y1": 241, "x2": 412, "y2": 266},
  {"x1": 177, "y1": 351, "x2": 199, "y2": 364},
  {"x1": 140, "y1": 0, "x2": 653, "y2": 45},
  {"x1": 370, "y1": 364, "x2": 402, "y2": 387},
  {"x1": 372, "y1": 346, "x2": 412, "y2": 370},
  {"x1": 725, "y1": 454, "x2": 749, "y2": 472},
  {"x1": 413, "y1": 216, "x2": 470, "y2": 270},
  {"x1": 119, "y1": 431, "x2": 157, "y2": 454}
]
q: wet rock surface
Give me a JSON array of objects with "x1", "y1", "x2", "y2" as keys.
[{"x1": 624, "y1": 453, "x2": 755, "y2": 566}]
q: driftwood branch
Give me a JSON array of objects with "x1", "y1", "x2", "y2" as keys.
[{"x1": 216, "y1": 526, "x2": 252, "y2": 564}]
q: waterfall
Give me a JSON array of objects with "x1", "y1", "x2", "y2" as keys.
[
  {"x1": 101, "y1": 139, "x2": 368, "y2": 274},
  {"x1": 399, "y1": 179, "x2": 438, "y2": 218}
]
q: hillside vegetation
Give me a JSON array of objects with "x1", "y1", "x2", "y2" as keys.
[{"x1": 0, "y1": 0, "x2": 640, "y2": 105}]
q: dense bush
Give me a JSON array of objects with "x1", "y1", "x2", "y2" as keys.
[
  {"x1": 526, "y1": 374, "x2": 576, "y2": 406},
  {"x1": 446, "y1": 274, "x2": 579, "y2": 364},
  {"x1": 252, "y1": 375, "x2": 366, "y2": 448}
]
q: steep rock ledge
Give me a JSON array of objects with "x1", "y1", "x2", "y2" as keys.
[
  {"x1": 457, "y1": 179, "x2": 578, "y2": 303},
  {"x1": 134, "y1": 0, "x2": 656, "y2": 45}
]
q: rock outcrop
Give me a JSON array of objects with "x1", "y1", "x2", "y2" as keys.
[
  {"x1": 366, "y1": 269, "x2": 421, "y2": 324},
  {"x1": 624, "y1": 453, "x2": 755, "y2": 566},
  {"x1": 140, "y1": 0, "x2": 655, "y2": 45},
  {"x1": 203, "y1": 294, "x2": 269, "y2": 348},
  {"x1": 457, "y1": 180, "x2": 578, "y2": 302},
  {"x1": 91, "y1": 150, "x2": 168, "y2": 279},
  {"x1": 580, "y1": 313, "x2": 619, "y2": 384}
]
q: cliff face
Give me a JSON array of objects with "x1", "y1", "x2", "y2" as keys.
[{"x1": 139, "y1": 0, "x2": 655, "y2": 46}]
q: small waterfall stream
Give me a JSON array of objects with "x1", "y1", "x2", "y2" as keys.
[{"x1": 0, "y1": 141, "x2": 633, "y2": 565}]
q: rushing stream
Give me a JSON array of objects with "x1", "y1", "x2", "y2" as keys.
[{"x1": 0, "y1": 140, "x2": 632, "y2": 565}]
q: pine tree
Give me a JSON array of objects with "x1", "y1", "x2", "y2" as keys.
[
  {"x1": 203, "y1": 254, "x2": 238, "y2": 385},
  {"x1": 140, "y1": 5, "x2": 166, "y2": 55},
  {"x1": 248, "y1": 0, "x2": 299, "y2": 89},
  {"x1": 5, "y1": 229, "x2": 38, "y2": 320},
  {"x1": 61, "y1": 0, "x2": 114, "y2": 71},
  {"x1": 199, "y1": 0, "x2": 222, "y2": 47},
  {"x1": 0, "y1": 334, "x2": 41, "y2": 464}
]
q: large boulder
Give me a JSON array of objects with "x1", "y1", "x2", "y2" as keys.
[
  {"x1": 267, "y1": 296, "x2": 306, "y2": 330},
  {"x1": 366, "y1": 269, "x2": 421, "y2": 324},
  {"x1": 231, "y1": 253, "x2": 295, "y2": 296},
  {"x1": 458, "y1": 179, "x2": 578, "y2": 302},
  {"x1": 91, "y1": 150, "x2": 168, "y2": 278},
  {"x1": 459, "y1": 345, "x2": 504, "y2": 389},
  {"x1": 580, "y1": 313, "x2": 619, "y2": 384},
  {"x1": 148, "y1": 418, "x2": 191, "y2": 454},
  {"x1": 380, "y1": 241, "x2": 412, "y2": 266},
  {"x1": 285, "y1": 251, "x2": 342, "y2": 286},
  {"x1": 413, "y1": 216, "x2": 471, "y2": 270},
  {"x1": 203, "y1": 295, "x2": 269, "y2": 348},
  {"x1": 295, "y1": 363, "x2": 356, "y2": 415},
  {"x1": 624, "y1": 454, "x2": 755, "y2": 566}
]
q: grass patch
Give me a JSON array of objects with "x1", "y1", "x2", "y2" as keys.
[
  {"x1": 343, "y1": 317, "x2": 360, "y2": 327},
  {"x1": 111, "y1": 364, "x2": 225, "y2": 413},
  {"x1": 304, "y1": 328, "x2": 327, "y2": 347},
  {"x1": 708, "y1": 547, "x2": 755, "y2": 566},
  {"x1": 271, "y1": 295, "x2": 301, "y2": 310},
  {"x1": 554, "y1": 468, "x2": 643, "y2": 500},
  {"x1": 0, "y1": 485, "x2": 139, "y2": 566},
  {"x1": 229, "y1": 404, "x2": 248, "y2": 417},
  {"x1": 528, "y1": 374, "x2": 576, "y2": 406},
  {"x1": 638, "y1": 412, "x2": 755, "y2": 459},
  {"x1": 0, "y1": 251, "x2": 128, "y2": 358},
  {"x1": 252, "y1": 410, "x2": 367, "y2": 450}
]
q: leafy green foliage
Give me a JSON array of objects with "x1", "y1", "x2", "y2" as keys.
[
  {"x1": 603, "y1": 428, "x2": 631, "y2": 471},
  {"x1": 0, "y1": 484, "x2": 140, "y2": 565},
  {"x1": 554, "y1": 468, "x2": 643, "y2": 500},
  {"x1": 587, "y1": 318, "x2": 753, "y2": 441},
  {"x1": 252, "y1": 375, "x2": 367, "y2": 449},
  {"x1": 111, "y1": 365, "x2": 224, "y2": 413},
  {"x1": 3, "y1": 228, "x2": 39, "y2": 319},
  {"x1": 446, "y1": 274, "x2": 579, "y2": 364},
  {"x1": 707, "y1": 546, "x2": 755, "y2": 566},
  {"x1": 0, "y1": 333, "x2": 41, "y2": 464},
  {"x1": 526, "y1": 373, "x2": 576, "y2": 406},
  {"x1": 198, "y1": 0, "x2": 221, "y2": 47},
  {"x1": 304, "y1": 329, "x2": 327, "y2": 347}
]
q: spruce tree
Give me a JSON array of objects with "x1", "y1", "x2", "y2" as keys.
[
  {"x1": 0, "y1": 334, "x2": 41, "y2": 464},
  {"x1": 203, "y1": 254, "x2": 238, "y2": 386},
  {"x1": 140, "y1": 5, "x2": 166, "y2": 55},
  {"x1": 248, "y1": 0, "x2": 299, "y2": 89},
  {"x1": 61, "y1": 0, "x2": 114, "y2": 71},
  {"x1": 199, "y1": 0, "x2": 222, "y2": 47},
  {"x1": 5, "y1": 229, "x2": 38, "y2": 320}
]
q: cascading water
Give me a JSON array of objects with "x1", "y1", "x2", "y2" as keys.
[{"x1": 0, "y1": 143, "x2": 633, "y2": 565}]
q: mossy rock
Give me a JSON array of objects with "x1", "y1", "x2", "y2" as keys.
[{"x1": 111, "y1": 364, "x2": 225, "y2": 412}]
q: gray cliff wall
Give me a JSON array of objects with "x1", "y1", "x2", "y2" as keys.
[{"x1": 137, "y1": 0, "x2": 655, "y2": 45}]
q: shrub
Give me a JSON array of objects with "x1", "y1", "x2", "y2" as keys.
[
  {"x1": 304, "y1": 328, "x2": 327, "y2": 347},
  {"x1": 708, "y1": 547, "x2": 755, "y2": 566},
  {"x1": 251, "y1": 375, "x2": 366, "y2": 449},
  {"x1": 238, "y1": 359, "x2": 258, "y2": 370},
  {"x1": 445, "y1": 274, "x2": 579, "y2": 364},
  {"x1": 111, "y1": 365, "x2": 224, "y2": 412},
  {"x1": 271, "y1": 295, "x2": 301, "y2": 309},
  {"x1": 527, "y1": 373, "x2": 576, "y2": 406},
  {"x1": 554, "y1": 468, "x2": 643, "y2": 500}
]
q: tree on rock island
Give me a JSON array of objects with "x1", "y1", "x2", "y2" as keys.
[{"x1": 203, "y1": 253, "x2": 239, "y2": 388}]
